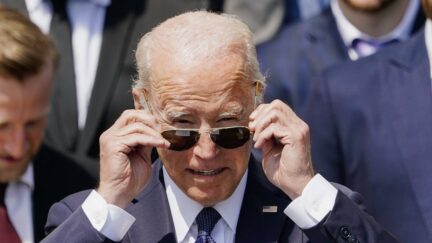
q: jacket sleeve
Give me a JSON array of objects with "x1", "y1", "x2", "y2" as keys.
[
  {"x1": 41, "y1": 191, "x2": 115, "y2": 243},
  {"x1": 303, "y1": 185, "x2": 401, "y2": 243}
]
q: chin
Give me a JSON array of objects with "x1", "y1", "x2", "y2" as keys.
[
  {"x1": 187, "y1": 186, "x2": 232, "y2": 206},
  {"x1": 345, "y1": 0, "x2": 393, "y2": 12}
]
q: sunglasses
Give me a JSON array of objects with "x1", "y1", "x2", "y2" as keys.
[{"x1": 161, "y1": 126, "x2": 252, "y2": 151}]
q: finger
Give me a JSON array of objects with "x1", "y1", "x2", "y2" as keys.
[
  {"x1": 116, "y1": 122, "x2": 165, "y2": 141},
  {"x1": 251, "y1": 101, "x2": 300, "y2": 139},
  {"x1": 112, "y1": 109, "x2": 159, "y2": 130},
  {"x1": 255, "y1": 122, "x2": 310, "y2": 155},
  {"x1": 249, "y1": 103, "x2": 267, "y2": 120},
  {"x1": 254, "y1": 123, "x2": 281, "y2": 149},
  {"x1": 112, "y1": 133, "x2": 170, "y2": 155}
]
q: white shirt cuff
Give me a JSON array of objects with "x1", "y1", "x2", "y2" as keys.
[
  {"x1": 284, "y1": 174, "x2": 337, "y2": 229},
  {"x1": 81, "y1": 190, "x2": 136, "y2": 241}
]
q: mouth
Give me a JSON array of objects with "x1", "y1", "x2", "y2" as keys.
[
  {"x1": 188, "y1": 168, "x2": 226, "y2": 176},
  {"x1": 0, "y1": 156, "x2": 21, "y2": 164}
]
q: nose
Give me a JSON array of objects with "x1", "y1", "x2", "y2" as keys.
[
  {"x1": 193, "y1": 131, "x2": 219, "y2": 160},
  {"x1": 5, "y1": 127, "x2": 28, "y2": 160}
]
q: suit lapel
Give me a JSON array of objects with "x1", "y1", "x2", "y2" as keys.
[
  {"x1": 47, "y1": 1, "x2": 79, "y2": 151},
  {"x1": 235, "y1": 159, "x2": 293, "y2": 242},
  {"x1": 303, "y1": 9, "x2": 349, "y2": 74},
  {"x1": 385, "y1": 31, "x2": 432, "y2": 238},
  {"x1": 77, "y1": 0, "x2": 138, "y2": 152}
]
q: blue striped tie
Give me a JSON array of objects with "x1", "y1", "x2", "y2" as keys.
[{"x1": 195, "y1": 207, "x2": 221, "y2": 243}]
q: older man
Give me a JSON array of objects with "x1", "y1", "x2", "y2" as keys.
[
  {"x1": 0, "y1": 7, "x2": 94, "y2": 243},
  {"x1": 42, "y1": 11, "x2": 397, "y2": 243}
]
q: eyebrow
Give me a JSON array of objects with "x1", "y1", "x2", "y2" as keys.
[
  {"x1": 219, "y1": 107, "x2": 243, "y2": 117},
  {"x1": 164, "y1": 110, "x2": 191, "y2": 120}
]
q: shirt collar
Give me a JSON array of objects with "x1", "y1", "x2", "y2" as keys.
[
  {"x1": 9, "y1": 162, "x2": 35, "y2": 191},
  {"x1": 425, "y1": 20, "x2": 432, "y2": 79},
  {"x1": 69, "y1": 0, "x2": 112, "y2": 7},
  {"x1": 164, "y1": 166, "x2": 247, "y2": 242},
  {"x1": 331, "y1": 0, "x2": 420, "y2": 47},
  {"x1": 90, "y1": 0, "x2": 111, "y2": 7},
  {"x1": 25, "y1": 0, "x2": 45, "y2": 12}
]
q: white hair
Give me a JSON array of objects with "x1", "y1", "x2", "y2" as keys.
[{"x1": 133, "y1": 11, "x2": 265, "y2": 102}]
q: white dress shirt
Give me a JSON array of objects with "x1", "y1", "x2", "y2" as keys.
[
  {"x1": 25, "y1": 0, "x2": 52, "y2": 34},
  {"x1": 4, "y1": 164, "x2": 35, "y2": 243},
  {"x1": 25, "y1": 0, "x2": 111, "y2": 129},
  {"x1": 331, "y1": 0, "x2": 420, "y2": 60},
  {"x1": 82, "y1": 170, "x2": 337, "y2": 241},
  {"x1": 425, "y1": 20, "x2": 432, "y2": 79},
  {"x1": 164, "y1": 168, "x2": 246, "y2": 243}
]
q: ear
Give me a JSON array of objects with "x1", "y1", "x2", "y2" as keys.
[{"x1": 132, "y1": 88, "x2": 149, "y2": 110}]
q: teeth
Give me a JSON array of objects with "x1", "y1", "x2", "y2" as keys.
[{"x1": 194, "y1": 169, "x2": 220, "y2": 175}]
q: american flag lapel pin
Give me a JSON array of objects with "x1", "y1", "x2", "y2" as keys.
[{"x1": 262, "y1": 206, "x2": 278, "y2": 213}]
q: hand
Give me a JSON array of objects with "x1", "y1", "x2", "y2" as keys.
[
  {"x1": 97, "y1": 109, "x2": 170, "y2": 208},
  {"x1": 249, "y1": 100, "x2": 314, "y2": 199}
]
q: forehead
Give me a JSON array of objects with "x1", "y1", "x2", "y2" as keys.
[
  {"x1": 149, "y1": 52, "x2": 254, "y2": 116},
  {"x1": 0, "y1": 68, "x2": 52, "y2": 121}
]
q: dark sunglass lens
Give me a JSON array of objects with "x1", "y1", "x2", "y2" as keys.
[
  {"x1": 161, "y1": 130, "x2": 199, "y2": 151},
  {"x1": 211, "y1": 127, "x2": 250, "y2": 149}
]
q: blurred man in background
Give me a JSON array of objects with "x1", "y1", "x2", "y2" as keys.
[
  {"x1": 304, "y1": 0, "x2": 432, "y2": 241},
  {"x1": 258, "y1": 0, "x2": 424, "y2": 113},
  {"x1": 0, "y1": 6, "x2": 93, "y2": 242}
]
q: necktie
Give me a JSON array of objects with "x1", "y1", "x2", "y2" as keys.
[
  {"x1": 352, "y1": 38, "x2": 399, "y2": 57},
  {"x1": 195, "y1": 207, "x2": 221, "y2": 243},
  {"x1": 0, "y1": 184, "x2": 21, "y2": 243},
  {"x1": 48, "y1": 0, "x2": 80, "y2": 151}
]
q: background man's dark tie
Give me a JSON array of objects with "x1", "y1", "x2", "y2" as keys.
[
  {"x1": 195, "y1": 207, "x2": 221, "y2": 243},
  {"x1": 0, "y1": 184, "x2": 21, "y2": 243}
]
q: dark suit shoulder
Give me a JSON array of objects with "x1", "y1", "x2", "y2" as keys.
[
  {"x1": 32, "y1": 144, "x2": 96, "y2": 241},
  {"x1": 33, "y1": 144, "x2": 96, "y2": 190},
  {"x1": 261, "y1": 8, "x2": 334, "y2": 47}
]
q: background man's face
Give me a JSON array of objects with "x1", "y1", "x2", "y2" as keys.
[
  {"x1": 149, "y1": 51, "x2": 255, "y2": 206},
  {"x1": 342, "y1": 0, "x2": 395, "y2": 11},
  {"x1": 0, "y1": 63, "x2": 53, "y2": 183}
]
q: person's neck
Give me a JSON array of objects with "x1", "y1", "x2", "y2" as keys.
[{"x1": 338, "y1": 0, "x2": 410, "y2": 37}]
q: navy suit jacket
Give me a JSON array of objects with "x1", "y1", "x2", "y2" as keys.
[
  {"x1": 31, "y1": 144, "x2": 95, "y2": 242},
  {"x1": 42, "y1": 157, "x2": 398, "y2": 242},
  {"x1": 257, "y1": 7, "x2": 425, "y2": 114},
  {"x1": 304, "y1": 30, "x2": 432, "y2": 242}
]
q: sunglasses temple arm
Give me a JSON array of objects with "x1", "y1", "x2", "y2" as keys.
[{"x1": 254, "y1": 81, "x2": 260, "y2": 109}]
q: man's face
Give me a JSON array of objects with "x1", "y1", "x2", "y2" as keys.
[
  {"x1": 147, "y1": 53, "x2": 254, "y2": 206},
  {"x1": 342, "y1": 0, "x2": 395, "y2": 11},
  {"x1": 0, "y1": 63, "x2": 53, "y2": 183}
]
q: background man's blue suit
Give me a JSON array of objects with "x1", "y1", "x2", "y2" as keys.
[
  {"x1": 304, "y1": 30, "x2": 432, "y2": 242},
  {"x1": 257, "y1": 8, "x2": 425, "y2": 113}
]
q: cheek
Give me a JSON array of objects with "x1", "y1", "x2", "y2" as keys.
[
  {"x1": 27, "y1": 125, "x2": 46, "y2": 154},
  {"x1": 157, "y1": 148, "x2": 191, "y2": 171},
  {"x1": 231, "y1": 145, "x2": 252, "y2": 174}
]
